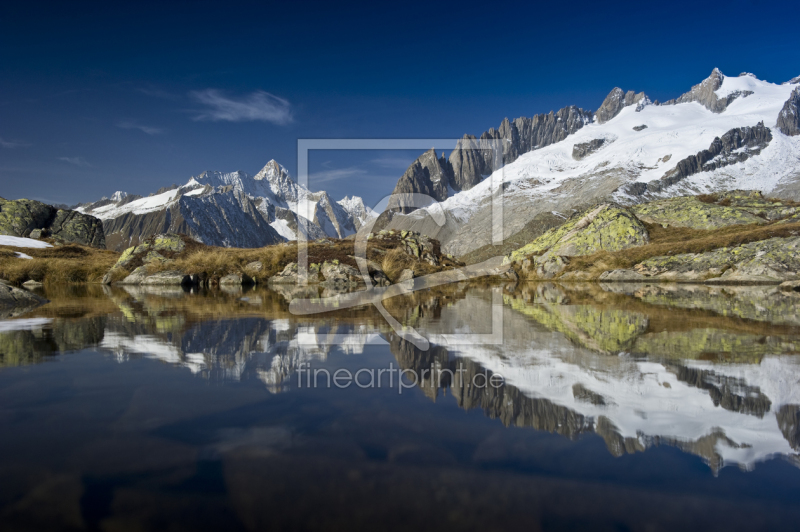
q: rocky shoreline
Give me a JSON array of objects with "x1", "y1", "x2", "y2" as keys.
[{"x1": 2, "y1": 191, "x2": 800, "y2": 312}]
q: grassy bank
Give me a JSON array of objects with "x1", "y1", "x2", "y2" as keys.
[{"x1": 0, "y1": 243, "x2": 119, "y2": 284}]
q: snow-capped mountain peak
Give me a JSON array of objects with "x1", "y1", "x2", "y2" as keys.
[{"x1": 77, "y1": 160, "x2": 370, "y2": 249}]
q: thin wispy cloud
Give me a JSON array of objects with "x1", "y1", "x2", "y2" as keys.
[
  {"x1": 116, "y1": 121, "x2": 164, "y2": 135},
  {"x1": 311, "y1": 167, "x2": 367, "y2": 184},
  {"x1": 0, "y1": 137, "x2": 31, "y2": 149},
  {"x1": 189, "y1": 89, "x2": 293, "y2": 124},
  {"x1": 58, "y1": 156, "x2": 91, "y2": 167}
]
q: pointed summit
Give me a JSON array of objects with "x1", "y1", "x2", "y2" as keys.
[
  {"x1": 663, "y1": 68, "x2": 753, "y2": 113},
  {"x1": 254, "y1": 159, "x2": 291, "y2": 183}
]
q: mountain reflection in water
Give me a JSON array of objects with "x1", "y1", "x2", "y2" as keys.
[{"x1": 1, "y1": 282, "x2": 800, "y2": 530}]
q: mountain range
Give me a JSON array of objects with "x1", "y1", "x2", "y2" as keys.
[
  {"x1": 75, "y1": 68, "x2": 800, "y2": 257},
  {"x1": 76, "y1": 160, "x2": 374, "y2": 251},
  {"x1": 385, "y1": 68, "x2": 800, "y2": 259}
]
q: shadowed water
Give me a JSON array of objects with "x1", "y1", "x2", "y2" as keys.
[{"x1": 1, "y1": 282, "x2": 800, "y2": 531}]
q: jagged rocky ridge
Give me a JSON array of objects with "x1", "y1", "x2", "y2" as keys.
[
  {"x1": 390, "y1": 105, "x2": 594, "y2": 206},
  {"x1": 77, "y1": 160, "x2": 373, "y2": 251}
]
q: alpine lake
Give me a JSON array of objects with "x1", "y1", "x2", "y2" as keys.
[{"x1": 1, "y1": 280, "x2": 800, "y2": 531}]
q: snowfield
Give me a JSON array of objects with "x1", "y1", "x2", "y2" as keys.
[
  {"x1": 425, "y1": 72, "x2": 800, "y2": 222},
  {"x1": 0, "y1": 236, "x2": 53, "y2": 249}
]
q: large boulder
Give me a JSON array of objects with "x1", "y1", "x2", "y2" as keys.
[{"x1": 0, "y1": 197, "x2": 105, "y2": 248}]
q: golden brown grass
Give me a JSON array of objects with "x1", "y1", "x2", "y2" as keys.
[
  {"x1": 561, "y1": 221, "x2": 800, "y2": 278},
  {"x1": 146, "y1": 242, "x2": 299, "y2": 283},
  {"x1": 0, "y1": 244, "x2": 119, "y2": 285}
]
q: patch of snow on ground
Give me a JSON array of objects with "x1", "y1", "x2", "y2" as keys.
[
  {"x1": 0, "y1": 236, "x2": 53, "y2": 249},
  {"x1": 15, "y1": 252, "x2": 33, "y2": 259}
]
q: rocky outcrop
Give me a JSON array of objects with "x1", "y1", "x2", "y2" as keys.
[
  {"x1": 572, "y1": 138, "x2": 607, "y2": 160},
  {"x1": 595, "y1": 88, "x2": 648, "y2": 124},
  {"x1": 777, "y1": 86, "x2": 800, "y2": 136},
  {"x1": 0, "y1": 197, "x2": 105, "y2": 248},
  {"x1": 662, "y1": 68, "x2": 752, "y2": 113},
  {"x1": 625, "y1": 122, "x2": 772, "y2": 196},
  {"x1": 634, "y1": 236, "x2": 800, "y2": 283},
  {"x1": 507, "y1": 204, "x2": 649, "y2": 279},
  {"x1": 630, "y1": 193, "x2": 769, "y2": 230},
  {"x1": 0, "y1": 281, "x2": 48, "y2": 317}
]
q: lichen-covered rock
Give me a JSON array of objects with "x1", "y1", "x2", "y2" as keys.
[
  {"x1": 0, "y1": 197, "x2": 105, "y2": 248},
  {"x1": 635, "y1": 236, "x2": 800, "y2": 283},
  {"x1": 507, "y1": 204, "x2": 649, "y2": 280},
  {"x1": 268, "y1": 262, "x2": 322, "y2": 285},
  {"x1": 320, "y1": 261, "x2": 364, "y2": 286},
  {"x1": 631, "y1": 195, "x2": 765, "y2": 230},
  {"x1": 152, "y1": 234, "x2": 186, "y2": 253}
]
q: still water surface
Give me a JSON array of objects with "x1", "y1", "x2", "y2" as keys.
[{"x1": 1, "y1": 282, "x2": 800, "y2": 531}]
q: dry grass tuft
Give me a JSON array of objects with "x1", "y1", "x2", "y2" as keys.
[{"x1": 381, "y1": 247, "x2": 415, "y2": 281}]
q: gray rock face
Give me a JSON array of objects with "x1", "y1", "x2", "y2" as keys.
[
  {"x1": 390, "y1": 149, "x2": 453, "y2": 211},
  {"x1": 101, "y1": 190, "x2": 282, "y2": 252},
  {"x1": 624, "y1": 122, "x2": 772, "y2": 196},
  {"x1": 572, "y1": 139, "x2": 607, "y2": 160},
  {"x1": 633, "y1": 125, "x2": 648, "y2": 131},
  {"x1": 595, "y1": 88, "x2": 647, "y2": 124},
  {"x1": 662, "y1": 68, "x2": 753, "y2": 113},
  {"x1": 0, "y1": 197, "x2": 105, "y2": 248},
  {"x1": 448, "y1": 106, "x2": 594, "y2": 192},
  {"x1": 782, "y1": 75, "x2": 800, "y2": 85},
  {"x1": 777, "y1": 87, "x2": 800, "y2": 136},
  {"x1": 395, "y1": 106, "x2": 593, "y2": 204}
]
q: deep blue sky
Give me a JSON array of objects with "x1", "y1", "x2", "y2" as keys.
[{"x1": 1, "y1": 0, "x2": 798, "y2": 207}]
